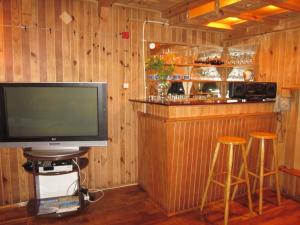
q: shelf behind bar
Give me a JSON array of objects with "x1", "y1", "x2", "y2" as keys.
[
  {"x1": 164, "y1": 63, "x2": 255, "y2": 68},
  {"x1": 147, "y1": 79, "x2": 245, "y2": 83}
]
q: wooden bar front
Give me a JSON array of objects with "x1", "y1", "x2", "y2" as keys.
[{"x1": 135, "y1": 102, "x2": 277, "y2": 216}]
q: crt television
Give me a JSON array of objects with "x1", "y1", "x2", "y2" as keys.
[{"x1": 0, "y1": 83, "x2": 107, "y2": 150}]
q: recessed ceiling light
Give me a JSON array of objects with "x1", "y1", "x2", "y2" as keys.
[
  {"x1": 206, "y1": 22, "x2": 233, "y2": 30},
  {"x1": 206, "y1": 16, "x2": 247, "y2": 29}
]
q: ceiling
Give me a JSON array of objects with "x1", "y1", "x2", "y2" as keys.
[
  {"x1": 113, "y1": 0, "x2": 183, "y2": 11},
  {"x1": 103, "y1": 0, "x2": 300, "y2": 37}
]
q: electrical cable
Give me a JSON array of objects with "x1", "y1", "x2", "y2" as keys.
[{"x1": 71, "y1": 159, "x2": 104, "y2": 203}]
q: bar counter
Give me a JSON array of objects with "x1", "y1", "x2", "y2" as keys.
[
  {"x1": 131, "y1": 98, "x2": 277, "y2": 216},
  {"x1": 130, "y1": 98, "x2": 275, "y2": 106}
]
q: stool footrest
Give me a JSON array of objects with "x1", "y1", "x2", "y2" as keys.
[
  {"x1": 249, "y1": 170, "x2": 277, "y2": 178},
  {"x1": 211, "y1": 174, "x2": 246, "y2": 187},
  {"x1": 212, "y1": 179, "x2": 225, "y2": 187}
]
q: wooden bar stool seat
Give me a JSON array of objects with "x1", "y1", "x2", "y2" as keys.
[
  {"x1": 250, "y1": 132, "x2": 276, "y2": 140},
  {"x1": 200, "y1": 136, "x2": 253, "y2": 225},
  {"x1": 218, "y1": 136, "x2": 246, "y2": 145},
  {"x1": 232, "y1": 131, "x2": 281, "y2": 215}
]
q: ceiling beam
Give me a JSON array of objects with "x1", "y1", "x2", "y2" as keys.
[
  {"x1": 223, "y1": 8, "x2": 281, "y2": 25},
  {"x1": 262, "y1": 0, "x2": 300, "y2": 12},
  {"x1": 162, "y1": 0, "x2": 212, "y2": 18},
  {"x1": 99, "y1": 0, "x2": 117, "y2": 7},
  {"x1": 226, "y1": 15, "x2": 300, "y2": 40},
  {"x1": 98, "y1": 0, "x2": 117, "y2": 18}
]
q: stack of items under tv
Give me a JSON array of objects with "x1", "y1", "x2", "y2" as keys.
[
  {"x1": 37, "y1": 195, "x2": 80, "y2": 215},
  {"x1": 34, "y1": 159, "x2": 81, "y2": 215}
]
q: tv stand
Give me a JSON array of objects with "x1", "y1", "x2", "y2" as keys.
[{"x1": 23, "y1": 147, "x2": 90, "y2": 217}]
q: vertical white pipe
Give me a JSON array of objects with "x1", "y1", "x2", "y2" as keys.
[{"x1": 142, "y1": 20, "x2": 169, "y2": 99}]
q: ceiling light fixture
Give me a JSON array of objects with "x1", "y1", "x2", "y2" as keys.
[
  {"x1": 206, "y1": 22, "x2": 233, "y2": 30},
  {"x1": 206, "y1": 16, "x2": 247, "y2": 29}
]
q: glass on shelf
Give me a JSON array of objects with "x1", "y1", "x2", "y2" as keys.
[
  {"x1": 227, "y1": 64, "x2": 255, "y2": 81},
  {"x1": 191, "y1": 67, "x2": 222, "y2": 81},
  {"x1": 227, "y1": 49, "x2": 256, "y2": 66},
  {"x1": 162, "y1": 53, "x2": 176, "y2": 64}
]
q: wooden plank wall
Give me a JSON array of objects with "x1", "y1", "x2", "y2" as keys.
[
  {"x1": 0, "y1": 0, "x2": 223, "y2": 205},
  {"x1": 138, "y1": 112, "x2": 277, "y2": 215},
  {"x1": 224, "y1": 28, "x2": 300, "y2": 198}
]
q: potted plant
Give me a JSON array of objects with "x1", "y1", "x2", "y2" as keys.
[{"x1": 146, "y1": 56, "x2": 175, "y2": 99}]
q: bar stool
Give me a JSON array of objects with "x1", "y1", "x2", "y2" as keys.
[
  {"x1": 232, "y1": 132, "x2": 281, "y2": 215},
  {"x1": 200, "y1": 136, "x2": 253, "y2": 225}
]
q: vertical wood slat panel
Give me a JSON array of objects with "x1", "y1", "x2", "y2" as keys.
[
  {"x1": 0, "y1": 1, "x2": 224, "y2": 206},
  {"x1": 138, "y1": 113, "x2": 277, "y2": 215}
]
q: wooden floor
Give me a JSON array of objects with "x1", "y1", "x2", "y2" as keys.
[{"x1": 0, "y1": 185, "x2": 299, "y2": 225}]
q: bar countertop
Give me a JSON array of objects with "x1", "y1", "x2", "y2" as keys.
[{"x1": 129, "y1": 98, "x2": 276, "y2": 106}]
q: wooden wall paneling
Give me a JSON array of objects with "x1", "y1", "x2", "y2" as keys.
[
  {"x1": 1, "y1": 149, "x2": 12, "y2": 205},
  {"x1": 0, "y1": 151, "x2": 2, "y2": 205},
  {"x1": 54, "y1": 0, "x2": 63, "y2": 82},
  {"x1": 3, "y1": 0, "x2": 13, "y2": 82},
  {"x1": 11, "y1": 149, "x2": 20, "y2": 203},
  {"x1": 100, "y1": 7, "x2": 109, "y2": 188},
  {"x1": 11, "y1": 0, "x2": 29, "y2": 204},
  {"x1": 118, "y1": 6, "x2": 125, "y2": 185},
  {"x1": 37, "y1": 0, "x2": 47, "y2": 82},
  {"x1": 86, "y1": 2, "x2": 95, "y2": 188},
  {"x1": 283, "y1": 30, "x2": 294, "y2": 86},
  {"x1": 282, "y1": 92, "x2": 299, "y2": 196},
  {"x1": 45, "y1": 0, "x2": 56, "y2": 82},
  {"x1": 291, "y1": 31, "x2": 299, "y2": 84},
  {"x1": 269, "y1": 32, "x2": 278, "y2": 86},
  {"x1": 92, "y1": 1, "x2": 101, "y2": 189},
  {"x1": 12, "y1": 0, "x2": 22, "y2": 82},
  {"x1": 29, "y1": 0, "x2": 39, "y2": 82},
  {"x1": 130, "y1": 8, "x2": 137, "y2": 185},
  {"x1": 125, "y1": 7, "x2": 135, "y2": 184},
  {"x1": 111, "y1": 5, "x2": 120, "y2": 186},
  {"x1": 105, "y1": 5, "x2": 113, "y2": 188},
  {"x1": 62, "y1": 1, "x2": 72, "y2": 82},
  {"x1": 21, "y1": 0, "x2": 32, "y2": 82},
  {"x1": 0, "y1": 0, "x2": 4, "y2": 82}
]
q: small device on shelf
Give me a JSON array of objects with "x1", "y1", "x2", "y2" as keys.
[
  {"x1": 37, "y1": 160, "x2": 73, "y2": 173},
  {"x1": 229, "y1": 82, "x2": 277, "y2": 100}
]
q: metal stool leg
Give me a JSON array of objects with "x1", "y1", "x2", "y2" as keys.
[
  {"x1": 224, "y1": 144, "x2": 233, "y2": 225},
  {"x1": 200, "y1": 143, "x2": 221, "y2": 212},
  {"x1": 272, "y1": 139, "x2": 281, "y2": 206}
]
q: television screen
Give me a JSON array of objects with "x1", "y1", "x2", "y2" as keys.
[{"x1": 0, "y1": 83, "x2": 107, "y2": 148}]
